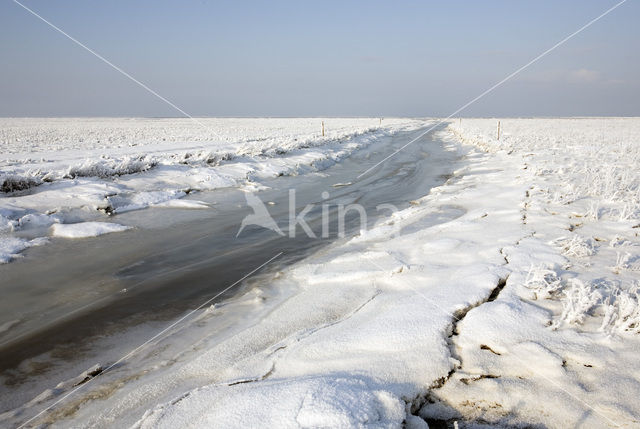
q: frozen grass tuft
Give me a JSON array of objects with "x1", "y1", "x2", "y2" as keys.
[
  {"x1": 524, "y1": 264, "x2": 563, "y2": 299},
  {"x1": 536, "y1": 273, "x2": 640, "y2": 336},
  {"x1": 64, "y1": 156, "x2": 158, "y2": 179},
  {"x1": 600, "y1": 282, "x2": 640, "y2": 335},
  {"x1": 0, "y1": 174, "x2": 42, "y2": 193},
  {"x1": 552, "y1": 235, "x2": 596, "y2": 259},
  {"x1": 553, "y1": 279, "x2": 602, "y2": 328}
]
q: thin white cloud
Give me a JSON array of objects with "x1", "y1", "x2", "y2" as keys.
[
  {"x1": 566, "y1": 68, "x2": 601, "y2": 83},
  {"x1": 519, "y1": 68, "x2": 604, "y2": 84}
]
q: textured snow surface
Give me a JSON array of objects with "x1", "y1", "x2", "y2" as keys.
[
  {"x1": 134, "y1": 376, "x2": 406, "y2": 429},
  {"x1": 3, "y1": 118, "x2": 640, "y2": 429},
  {"x1": 0, "y1": 118, "x2": 423, "y2": 262},
  {"x1": 419, "y1": 118, "x2": 640, "y2": 428}
]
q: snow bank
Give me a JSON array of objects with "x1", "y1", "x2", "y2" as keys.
[
  {"x1": 4, "y1": 126, "x2": 516, "y2": 428},
  {"x1": 419, "y1": 118, "x2": 640, "y2": 428},
  {"x1": 51, "y1": 222, "x2": 131, "y2": 238},
  {"x1": 0, "y1": 118, "x2": 421, "y2": 186},
  {"x1": 134, "y1": 376, "x2": 406, "y2": 429}
]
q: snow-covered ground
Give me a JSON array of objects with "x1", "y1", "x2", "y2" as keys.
[
  {"x1": 0, "y1": 118, "x2": 424, "y2": 263},
  {"x1": 2, "y1": 118, "x2": 640, "y2": 428}
]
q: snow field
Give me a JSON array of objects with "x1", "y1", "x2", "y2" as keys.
[
  {"x1": 421, "y1": 118, "x2": 640, "y2": 428},
  {"x1": 3, "y1": 118, "x2": 639, "y2": 428}
]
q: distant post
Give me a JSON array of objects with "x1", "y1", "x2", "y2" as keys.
[
  {"x1": 322, "y1": 121, "x2": 325, "y2": 137},
  {"x1": 497, "y1": 121, "x2": 501, "y2": 140}
]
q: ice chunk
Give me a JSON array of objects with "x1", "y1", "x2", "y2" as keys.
[{"x1": 51, "y1": 222, "x2": 131, "y2": 238}]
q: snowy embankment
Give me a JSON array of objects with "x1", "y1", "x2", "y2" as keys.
[
  {"x1": 417, "y1": 118, "x2": 640, "y2": 427},
  {"x1": 4, "y1": 119, "x2": 639, "y2": 428},
  {"x1": 0, "y1": 118, "x2": 423, "y2": 263}
]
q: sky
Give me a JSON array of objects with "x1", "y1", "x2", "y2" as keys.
[{"x1": 0, "y1": 0, "x2": 638, "y2": 117}]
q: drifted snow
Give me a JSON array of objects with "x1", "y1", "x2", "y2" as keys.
[{"x1": 134, "y1": 376, "x2": 406, "y2": 429}]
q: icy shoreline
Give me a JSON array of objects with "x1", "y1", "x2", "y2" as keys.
[
  {"x1": 2, "y1": 118, "x2": 639, "y2": 428},
  {"x1": 131, "y1": 119, "x2": 640, "y2": 428},
  {"x1": 0, "y1": 118, "x2": 425, "y2": 263}
]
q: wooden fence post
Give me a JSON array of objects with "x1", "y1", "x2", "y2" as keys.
[
  {"x1": 497, "y1": 121, "x2": 501, "y2": 140},
  {"x1": 322, "y1": 121, "x2": 325, "y2": 137}
]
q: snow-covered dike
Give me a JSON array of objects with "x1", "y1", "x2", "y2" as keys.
[
  {"x1": 0, "y1": 118, "x2": 424, "y2": 262},
  {"x1": 2, "y1": 118, "x2": 639, "y2": 428}
]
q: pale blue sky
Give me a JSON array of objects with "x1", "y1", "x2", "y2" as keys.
[{"x1": 1, "y1": 0, "x2": 638, "y2": 117}]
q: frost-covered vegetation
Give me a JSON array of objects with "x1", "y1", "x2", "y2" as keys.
[
  {"x1": 450, "y1": 118, "x2": 640, "y2": 337},
  {"x1": 0, "y1": 118, "x2": 419, "y2": 186},
  {"x1": 424, "y1": 118, "x2": 640, "y2": 428}
]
